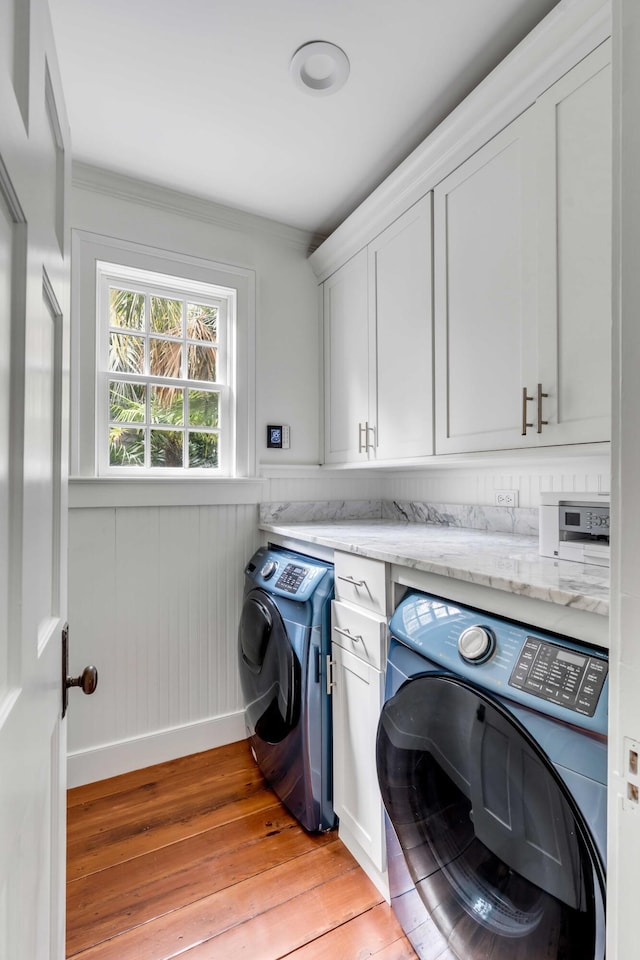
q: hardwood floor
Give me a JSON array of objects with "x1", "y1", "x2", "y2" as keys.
[{"x1": 66, "y1": 739, "x2": 418, "y2": 959}]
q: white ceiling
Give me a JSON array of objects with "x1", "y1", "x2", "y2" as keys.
[{"x1": 49, "y1": 0, "x2": 561, "y2": 239}]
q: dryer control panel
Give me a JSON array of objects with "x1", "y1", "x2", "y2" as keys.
[
  {"x1": 389, "y1": 591, "x2": 608, "y2": 734},
  {"x1": 275, "y1": 563, "x2": 308, "y2": 594},
  {"x1": 509, "y1": 637, "x2": 608, "y2": 718},
  {"x1": 244, "y1": 546, "x2": 333, "y2": 603}
]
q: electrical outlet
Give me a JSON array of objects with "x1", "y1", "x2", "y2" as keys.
[{"x1": 494, "y1": 490, "x2": 519, "y2": 507}]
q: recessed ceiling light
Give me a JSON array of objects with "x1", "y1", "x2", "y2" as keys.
[{"x1": 290, "y1": 41, "x2": 350, "y2": 96}]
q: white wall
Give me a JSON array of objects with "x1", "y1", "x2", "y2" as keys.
[
  {"x1": 70, "y1": 162, "x2": 322, "y2": 468},
  {"x1": 67, "y1": 503, "x2": 259, "y2": 785},
  {"x1": 67, "y1": 167, "x2": 322, "y2": 784}
]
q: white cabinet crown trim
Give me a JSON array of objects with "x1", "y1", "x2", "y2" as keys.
[{"x1": 310, "y1": 0, "x2": 610, "y2": 282}]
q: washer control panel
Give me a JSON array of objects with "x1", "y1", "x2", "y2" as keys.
[
  {"x1": 274, "y1": 563, "x2": 309, "y2": 594},
  {"x1": 509, "y1": 637, "x2": 608, "y2": 717},
  {"x1": 260, "y1": 560, "x2": 278, "y2": 580},
  {"x1": 458, "y1": 625, "x2": 495, "y2": 663}
]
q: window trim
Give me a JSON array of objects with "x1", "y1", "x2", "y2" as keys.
[{"x1": 71, "y1": 230, "x2": 256, "y2": 482}]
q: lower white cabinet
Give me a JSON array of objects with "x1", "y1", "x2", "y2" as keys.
[{"x1": 330, "y1": 597, "x2": 388, "y2": 893}]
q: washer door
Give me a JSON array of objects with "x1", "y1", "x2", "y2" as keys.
[
  {"x1": 238, "y1": 589, "x2": 301, "y2": 744},
  {"x1": 376, "y1": 674, "x2": 605, "y2": 960}
]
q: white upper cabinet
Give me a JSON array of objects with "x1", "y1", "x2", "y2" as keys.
[
  {"x1": 536, "y1": 41, "x2": 611, "y2": 446},
  {"x1": 323, "y1": 249, "x2": 369, "y2": 463},
  {"x1": 434, "y1": 108, "x2": 539, "y2": 453},
  {"x1": 323, "y1": 196, "x2": 433, "y2": 465},
  {"x1": 369, "y1": 196, "x2": 434, "y2": 462},
  {"x1": 434, "y1": 41, "x2": 611, "y2": 454}
]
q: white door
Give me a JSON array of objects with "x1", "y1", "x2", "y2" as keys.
[
  {"x1": 0, "y1": 2, "x2": 71, "y2": 957},
  {"x1": 370, "y1": 195, "x2": 434, "y2": 462},
  {"x1": 434, "y1": 106, "x2": 539, "y2": 454}
]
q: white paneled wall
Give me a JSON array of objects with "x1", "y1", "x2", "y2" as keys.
[
  {"x1": 67, "y1": 503, "x2": 259, "y2": 786},
  {"x1": 260, "y1": 469, "x2": 387, "y2": 504},
  {"x1": 381, "y1": 457, "x2": 611, "y2": 508},
  {"x1": 258, "y1": 457, "x2": 610, "y2": 509}
]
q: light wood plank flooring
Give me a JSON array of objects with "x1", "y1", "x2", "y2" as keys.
[{"x1": 66, "y1": 739, "x2": 418, "y2": 959}]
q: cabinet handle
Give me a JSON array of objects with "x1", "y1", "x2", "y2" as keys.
[
  {"x1": 337, "y1": 574, "x2": 366, "y2": 588},
  {"x1": 358, "y1": 422, "x2": 367, "y2": 453},
  {"x1": 365, "y1": 422, "x2": 376, "y2": 452},
  {"x1": 334, "y1": 626, "x2": 363, "y2": 643},
  {"x1": 326, "y1": 655, "x2": 336, "y2": 695},
  {"x1": 521, "y1": 386, "x2": 534, "y2": 435},
  {"x1": 536, "y1": 383, "x2": 549, "y2": 434}
]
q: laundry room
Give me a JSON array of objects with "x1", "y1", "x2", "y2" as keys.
[{"x1": 2, "y1": 0, "x2": 640, "y2": 958}]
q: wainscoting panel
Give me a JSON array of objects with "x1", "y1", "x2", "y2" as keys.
[
  {"x1": 381, "y1": 457, "x2": 611, "y2": 508},
  {"x1": 67, "y1": 503, "x2": 259, "y2": 786}
]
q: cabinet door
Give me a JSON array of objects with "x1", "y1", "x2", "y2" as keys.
[
  {"x1": 323, "y1": 249, "x2": 369, "y2": 463},
  {"x1": 369, "y1": 196, "x2": 434, "y2": 461},
  {"x1": 331, "y1": 642, "x2": 385, "y2": 872},
  {"x1": 535, "y1": 41, "x2": 611, "y2": 445},
  {"x1": 434, "y1": 108, "x2": 539, "y2": 454}
]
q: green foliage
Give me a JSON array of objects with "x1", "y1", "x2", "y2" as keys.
[{"x1": 108, "y1": 288, "x2": 221, "y2": 468}]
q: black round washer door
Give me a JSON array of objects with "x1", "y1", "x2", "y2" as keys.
[
  {"x1": 376, "y1": 674, "x2": 605, "y2": 960},
  {"x1": 238, "y1": 589, "x2": 301, "y2": 745}
]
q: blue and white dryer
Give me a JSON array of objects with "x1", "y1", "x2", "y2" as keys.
[
  {"x1": 376, "y1": 590, "x2": 608, "y2": 960},
  {"x1": 238, "y1": 545, "x2": 335, "y2": 832}
]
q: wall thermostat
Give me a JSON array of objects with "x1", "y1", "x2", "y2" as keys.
[{"x1": 267, "y1": 424, "x2": 290, "y2": 449}]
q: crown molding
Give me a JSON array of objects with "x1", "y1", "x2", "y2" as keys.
[
  {"x1": 71, "y1": 161, "x2": 323, "y2": 254},
  {"x1": 310, "y1": 0, "x2": 611, "y2": 281}
]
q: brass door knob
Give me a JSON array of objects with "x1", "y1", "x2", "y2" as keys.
[{"x1": 66, "y1": 666, "x2": 98, "y2": 696}]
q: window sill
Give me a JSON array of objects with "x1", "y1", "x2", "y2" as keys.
[{"x1": 69, "y1": 477, "x2": 264, "y2": 509}]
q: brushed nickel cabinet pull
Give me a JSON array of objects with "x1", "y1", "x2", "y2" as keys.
[
  {"x1": 537, "y1": 383, "x2": 549, "y2": 433},
  {"x1": 366, "y1": 422, "x2": 376, "y2": 452},
  {"x1": 521, "y1": 386, "x2": 534, "y2": 435},
  {"x1": 326, "y1": 655, "x2": 336, "y2": 695},
  {"x1": 358, "y1": 421, "x2": 366, "y2": 453},
  {"x1": 337, "y1": 574, "x2": 366, "y2": 587},
  {"x1": 334, "y1": 626, "x2": 363, "y2": 643}
]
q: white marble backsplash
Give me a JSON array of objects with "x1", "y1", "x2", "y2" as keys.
[
  {"x1": 259, "y1": 500, "x2": 383, "y2": 523},
  {"x1": 383, "y1": 500, "x2": 539, "y2": 535},
  {"x1": 260, "y1": 498, "x2": 538, "y2": 534}
]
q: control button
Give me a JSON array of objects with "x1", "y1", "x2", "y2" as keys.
[
  {"x1": 260, "y1": 560, "x2": 278, "y2": 580},
  {"x1": 458, "y1": 625, "x2": 495, "y2": 663}
]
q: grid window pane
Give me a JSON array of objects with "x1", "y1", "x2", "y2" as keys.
[
  {"x1": 99, "y1": 264, "x2": 232, "y2": 474},
  {"x1": 188, "y1": 432, "x2": 219, "y2": 468},
  {"x1": 150, "y1": 429, "x2": 183, "y2": 467},
  {"x1": 150, "y1": 296, "x2": 182, "y2": 336},
  {"x1": 110, "y1": 289, "x2": 144, "y2": 331},
  {"x1": 150, "y1": 337, "x2": 182, "y2": 378},
  {"x1": 151, "y1": 386, "x2": 184, "y2": 424},
  {"x1": 188, "y1": 390, "x2": 219, "y2": 428},
  {"x1": 188, "y1": 344, "x2": 217, "y2": 382},
  {"x1": 187, "y1": 302, "x2": 218, "y2": 341},
  {"x1": 109, "y1": 381, "x2": 146, "y2": 423},
  {"x1": 109, "y1": 333, "x2": 144, "y2": 373},
  {"x1": 109, "y1": 427, "x2": 145, "y2": 466}
]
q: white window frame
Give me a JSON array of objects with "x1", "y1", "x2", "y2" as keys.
[
  {"x1": 96, "y1": 262, "x2": 235, "y2": 477},
  {"x1": 70, "y1": 231, "x2": 256, "y2": 491}
]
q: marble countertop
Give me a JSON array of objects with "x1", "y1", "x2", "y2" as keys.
[{"x1": 259, "y1": 520, "x2": 609, "y2": 617}]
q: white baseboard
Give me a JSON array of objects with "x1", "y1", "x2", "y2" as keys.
[{"x1": 67, "y1": 710, "x2": 247, "y2": 788}]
